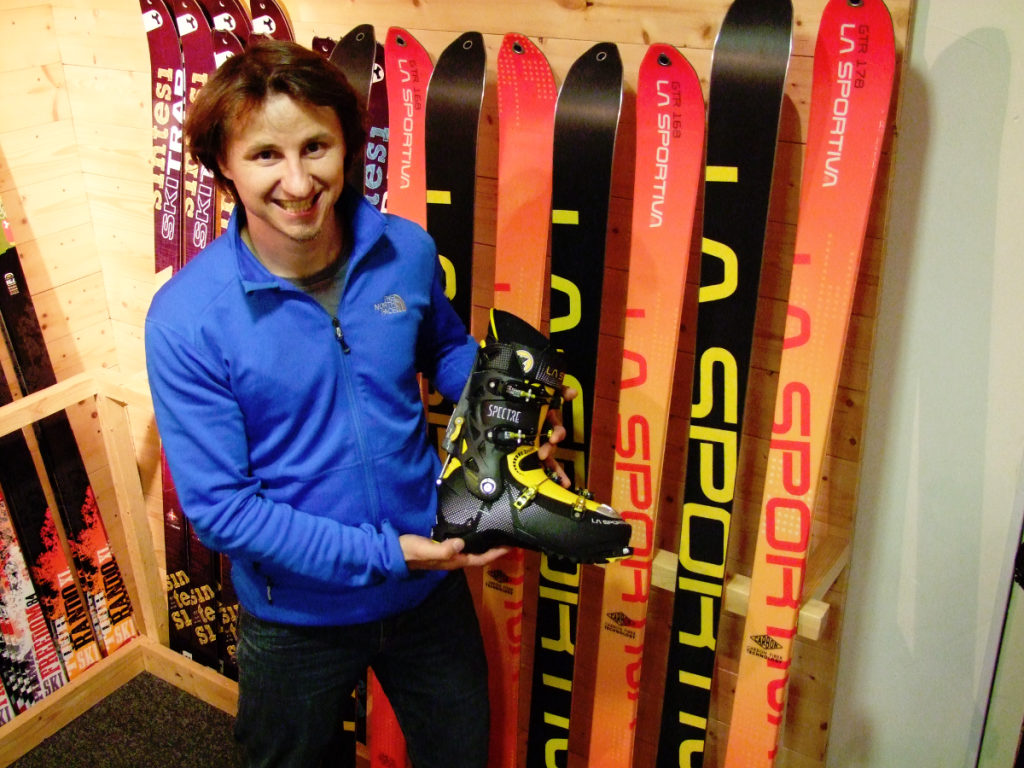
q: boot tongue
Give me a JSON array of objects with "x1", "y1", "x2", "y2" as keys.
[{"x1": 489, "y1": 309, "x2": 550, "y2": 349}]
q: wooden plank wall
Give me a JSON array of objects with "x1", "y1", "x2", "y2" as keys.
[{"x1": 0, "y1": 1, "x2": 915, "y2": 766}]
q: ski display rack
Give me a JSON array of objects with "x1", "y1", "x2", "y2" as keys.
[{"x1": 0, "y1": 0, "x2": 913, "y2": 762}]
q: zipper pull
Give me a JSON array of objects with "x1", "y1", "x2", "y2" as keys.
[
  {"x1": 266, "y1": 584, "x2": 273, "y2": 604},
  {"x1": 332, "y1": 317, "x2": 351, "y2": 353}
]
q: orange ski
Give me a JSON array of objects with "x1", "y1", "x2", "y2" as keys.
[
  {"x1": 587, "y1": 44, "x2": 704, "y2": 768},
  {"x1": 724, "y1": 2, "x2": 895, "y2": 765},
  {"x1": 481, "y1": 32, "x2": 556, "y2": 768}
]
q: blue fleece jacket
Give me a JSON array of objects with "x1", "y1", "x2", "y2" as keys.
[{"x1": 145, "y1": 188, "x2": 477, "y2": 626}]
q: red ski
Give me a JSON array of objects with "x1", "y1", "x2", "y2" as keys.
[
  {"x1": 588, "y1": 44, "x2": 704, "y2": 768},
  {"x1": 481, "y1": 32, "x2": 556, "y2": 768},
  {"x1": 384, "y1": 27, "x2": 432, "y2": 228},
  {"x1": 725, "y1": 2, "x2": 895, "y2": 765}
]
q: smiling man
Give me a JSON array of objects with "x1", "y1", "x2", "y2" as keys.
[{"x1": 144, "y1": 41, "x2": 524, "y2": 768}]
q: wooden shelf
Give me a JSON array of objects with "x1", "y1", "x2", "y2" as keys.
[{"x1": 648, "y1": 534, "x2": 851, "y2": 642}]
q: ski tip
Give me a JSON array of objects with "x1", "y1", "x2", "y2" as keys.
[
  {"x1": 499, "y1": 31, "x2": 540, "y2": 57},
  {"x1": 446, "y1": 30, "x2": 485, "y2": 55},
  {"x1": 583, "y1": 41, "x2": 621, "y2": 66},
  {"x1": 341, "y1": 22, "x2": 375, "y2": 46}
]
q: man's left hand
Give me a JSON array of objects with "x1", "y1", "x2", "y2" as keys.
[{"x1": 539, "y1": 385, "x2": 577, "y2": 488}]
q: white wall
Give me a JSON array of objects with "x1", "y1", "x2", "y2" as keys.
[{"x1": 829, "y1": 0, "x2": 1024, "y2": 765}]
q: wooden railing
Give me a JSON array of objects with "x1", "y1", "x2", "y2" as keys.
[{"x1": 0, "y1": 371, "x2": 237, "y2": 767}]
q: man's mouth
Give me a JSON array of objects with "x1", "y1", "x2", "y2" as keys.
[{"x1": 275, "y1": 193, "x2": 319, "y2": 214}]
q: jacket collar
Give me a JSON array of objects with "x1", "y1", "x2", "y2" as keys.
[{"x1": 232, "y1": 185, "x2": 388, "y2": 293}]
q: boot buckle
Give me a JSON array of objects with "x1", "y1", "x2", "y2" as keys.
[
  {"x1": 513, "y1": 486, "x2": 537, "y2": 510},
  {"x1": 572, "y1": 495, "x2": 587, "y2": 519}
]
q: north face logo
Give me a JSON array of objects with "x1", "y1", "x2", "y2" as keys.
[
  {"x1": 374, "y1": 294, "x2": 407, "y2": 315},
  {"x1": 750, "y1": 634, "x2": 783, "y2": 651},
  {"x1": 606, "y1": 612, "x2": 640, "y2": 628}
]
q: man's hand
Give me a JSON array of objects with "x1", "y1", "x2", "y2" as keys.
[
  {"x1": 538, "y1": 385, "x2": 577, "y2": 488},
  {"x1": 400, "y1": 534, "x2": 509, "y2": 570}
]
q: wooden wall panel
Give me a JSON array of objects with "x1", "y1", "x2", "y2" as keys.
[
  {"x1": 0, "y1": 1, "x2": 915, "y2": 766},
  {"x1": 0, "y1": 119, "x2": 80, "y2": 191}
]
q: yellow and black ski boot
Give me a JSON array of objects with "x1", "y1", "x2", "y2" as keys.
[{"x1": 432, "y1": 309, "x2": 633, "y2": 563}]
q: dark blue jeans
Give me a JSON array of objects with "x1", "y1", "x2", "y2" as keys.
[{"x1": 235, "y1": 571, "x2": 489, "y2": 768}]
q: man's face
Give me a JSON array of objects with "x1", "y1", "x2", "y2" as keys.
[{"x1": 221, "y1": 94, "x2": 347, "y2": 253}]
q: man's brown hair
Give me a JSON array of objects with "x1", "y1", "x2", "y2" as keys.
[{"x1": 185, "y1": 39, "x2": 367, "y2": 202}]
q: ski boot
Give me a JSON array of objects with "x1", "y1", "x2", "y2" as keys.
[{"x1": 432, "y1": 309, "x2": 633, "y2": 563}]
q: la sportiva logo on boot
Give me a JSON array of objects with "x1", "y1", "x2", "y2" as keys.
[{"x1": 516, "y1": 350, "x2": 534, "y2": 374}]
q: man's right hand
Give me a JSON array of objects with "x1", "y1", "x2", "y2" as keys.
[{"x1": 399, "y1": 534, "x2": 509, "y2": 570}]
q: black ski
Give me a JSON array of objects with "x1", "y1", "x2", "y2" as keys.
[
  {"x1": 328, "y1": 24, "x2": 376, "y2": 192},
  {"x1": 525, "y1": 42, "x2": 622, "y2": 768},
  {"x1": 423, "y1": 31, "x2": 486, "y2": 453},
  {"x1": 657, "y1": 1, "x2": 792, "y2": 765},
  {"x1": 0, "y1": 201, "x2": 139, "y2": 658},
  {"x1": 0, "y1": 361, "x2": 102, "y2": 680}
]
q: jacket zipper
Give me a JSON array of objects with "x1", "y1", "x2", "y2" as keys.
[
  {"x1": 331, "y1": 316, "x2": 384, "y2": 531},
  {"x1": 332, "y1": 317, "x2": 351, "y2": 353}
]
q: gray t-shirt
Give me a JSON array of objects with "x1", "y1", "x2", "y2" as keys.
[{"x1": 288, "y1": 244, "x2": 351, "y2": 317}]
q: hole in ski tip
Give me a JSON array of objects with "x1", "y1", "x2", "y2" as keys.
[
  {"x1": 513, "y1": 42, "x2": 524, "y2": 54},
  {"x1": 397, "y1": 35, "x2": 407, "y2": 46},
  {"x1": 463, "y1": 39, "x2": 474, "y2": 50},
  {"x1": 657, "y1": 52, "x2": 671, "y2": 66},
  {"x1": 356, "y1": 32, "x2": 366, "y2": 41},
  {"x1": 596, "y1": 51, "x2": 608, "y2": 61}
]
